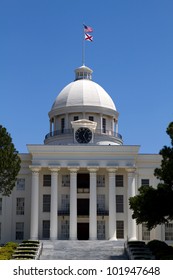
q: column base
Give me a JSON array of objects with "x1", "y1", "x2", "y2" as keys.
[
  {"x1": 109, "y1": 237, "x2": 117, "y2": 241},
  {"x1": 50, "y1": 237, "x2": 57, "y2": 241},
  {"x1": 128, "y1": 237, "x2": 137, "y2": 241},
  {"x1": 89, "y1": 237, "x2": 97, "y2": 240},
  {"x1": 30, "y1": 237, "x2": 39, "y2": 241}
]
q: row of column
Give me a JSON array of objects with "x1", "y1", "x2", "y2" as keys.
[{"x1": 30, "y1": 166, "x2": 137, "y2": 241}]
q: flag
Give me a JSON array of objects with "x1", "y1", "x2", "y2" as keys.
[
  {"x1": 83, "y1": 24, "x2": 93, "y2": 33},
  {"x1": 85, "y1": 33, "x2": 93, "y2": 42}
]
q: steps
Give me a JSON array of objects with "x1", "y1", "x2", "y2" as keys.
[{"x1": 40, "y1": 240, "x2": 127, "y2": 260}]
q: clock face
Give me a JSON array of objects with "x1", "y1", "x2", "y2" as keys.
[{"x1": 75, "y1": 127, "x2": 92, "y2": 143}]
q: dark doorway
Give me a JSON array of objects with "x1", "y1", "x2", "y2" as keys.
[
  {"x1": 77, "y1": 173, "x2": 89, "y2": 189},
  {"x1": 77, "y1": 223, "x2": 89, "y2": 240},
  {"x1": 77, "y1": 199, "x2": 89, "y2": 215}
]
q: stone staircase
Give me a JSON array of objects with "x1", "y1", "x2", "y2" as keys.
[{"x1": 39, "y1": 240, "x2": 128, "y2": 260}]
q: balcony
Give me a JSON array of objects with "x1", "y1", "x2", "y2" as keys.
[
  {"x1": 58, "y1": 209, "x2": 70, "y2": 216},
  {"x1": 58, "y1": 209, "x2": 109, "y2": 216},
  {"x1": 77, "y1": 188, "x2": 89, "y2": 193},
  {"x1": 45, "y1": 129, "x2": 122, "y2": 141},
  {"x1": 97, "y1": 209, "x2": 109, "y2": 216}
]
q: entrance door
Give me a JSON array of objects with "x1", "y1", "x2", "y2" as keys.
[{"x1": 77, "y1": 223, "x2": 89, "y2": 240}]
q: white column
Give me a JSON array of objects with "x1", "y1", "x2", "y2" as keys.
[
  {"x1": 127, "y1": 168, "x2": 137, "y2": 240},
  {"x1": 69, "y1": 168, "x2": 78, "y2": 240},
  {"x1": 30, "y1": 166, "x2": 41, "y2": 240},
  {"x1": 49, "y1": 167, "x2": 60, "y2": 240},
  {"x1": 65, "y1": 113, "x2": 69, "y2": 130},
  {"x1": 88, "y1": 168, "x2": 98, "y2": 240},
  {"x1": 112, "y1": 118, "x2": 114, "y2": 135},
  {"x1": 115, "y1": 121, "x2": 118, "y2": 134},
  {"x1": 108, "y1": 168, "x2": 117, "y2": 240},
  {"x1": 100, "y1": 114, "x2": 103, "y2": 133},
  {"x1": 50, "y1": 119, "x2": 52, "y2": 134}
]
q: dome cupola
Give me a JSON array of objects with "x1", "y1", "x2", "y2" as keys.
[{"x1": 75, "y1": 65, "x2": 93, "y2": 80}]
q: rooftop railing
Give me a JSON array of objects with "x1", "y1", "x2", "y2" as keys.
[{"x1": 45, "y1": 129, "x2": 122, "y2": 140}]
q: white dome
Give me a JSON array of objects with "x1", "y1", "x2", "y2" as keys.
[{"x1": 52, "y1": 79, "x2": 116, "y2": 111}]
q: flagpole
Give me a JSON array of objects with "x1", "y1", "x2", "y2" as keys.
[{"x1": 82, "y1": 25, "x2": 85, "y2": 65}]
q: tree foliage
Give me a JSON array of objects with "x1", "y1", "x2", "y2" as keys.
[
  {"x1": 129, "y1": 122, "x2": 173, "y2": 230},
  {"x1": 0, "y1": 125, "x2": 21, "y2": 196}
]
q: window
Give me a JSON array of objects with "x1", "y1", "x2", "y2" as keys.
[
  {"x1": 43, "y1": 175, "x2": 51, "y2": 186},
  {"x1": 74, "y1": 116, "x2": 79, "y2": 121},
  {"x1": 116, "y1": 195, "x2": 124, "y2": 213},
  {"x1": 61, "y1": 220, "x2": 69, "y2": 240},
  {"x1": 0, "y1": 198, "x2": 2, "y2": 215},
  {"x1": 116, "y1": 220, "x2": 124, "y2": 239},
  {"x1": 97, "y1": 195, "x2": 105, "y2": 212},
  {"x1": 89, "y1": 116, "x2": 94, "y2": 121},
  {"x1": 97, "y1": 175, "x2": 105, "y2": 187},
  {"x1": 141, "y1": 179, "x2": 150, "y2": 186},
  {"x1": 43, "y1": 195, "x2": 51, "y2": 212},
  {"x1": 116, "y1": 175, "x2": 124, "y2": 187},
  {"x1": 42, "y1": 220, "x2": 50, "y2": 239},
  {"x1": 16, "y1": 198, "x2": 25, "y2": 215},
  {"x1": 165, "y1": 223, "x2": 173, "y2": 241},
  {"x1": 16, "y1": 178, "x2": 25, "y2": 190},
  {"x1": 61, "y1": 195, "x2": 70, "y2": 211},
  {"x1": 142, "y1": 223, "x2": 150, "y2": 241},
  {"x1": 16, "y1": 222, "x2": 24, "y2": 240},
  {"x1": 61, "y1": 117, "x2": 65, "y2": 133},
  {"x1": 62, "y1": 175, "x2": 70, "y2": 187},
  {"x1": 102, "y1": 118, "x2": 106, "y2": 133},
  {"x1": 97, "y1": 221, "x2": 105, "y2": 240}
]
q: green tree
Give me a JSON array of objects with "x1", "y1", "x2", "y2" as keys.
[
  {"x1": 0, "y1": 125, "x2": 21, "y2": 196},
  {"x1": 129, "y1": 122, "x2": 173, "y2": 230}
]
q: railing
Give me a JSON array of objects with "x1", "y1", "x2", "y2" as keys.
[
  {"x1": 45, "y1": 129, "x2": 122, "y2": 140},
  {"x1": 58, "y1": 209, "x2": 109, "y2": 216},
  {"x1": 45, "y1": 129, "x2": 73, "y2": 139},
  {"x1": 58, "y1": 210, "x2": 70, "y2": 216},
  {"x1": 97, "y1": 209, "x2": 109, "y2": 216},
  {"x1": 77, "y1": 188, "x2": 89, "y2": 193}
]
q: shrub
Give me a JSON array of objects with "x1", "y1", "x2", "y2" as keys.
[
  {"x1": 5, "y1": 242, "x2": 18, "y2": 249},
  {"x1": 0, "y1": 242, "x2": 19, "y2": 259},
  {"x1": 160, "y1": 254, "x2": 173, "y2": 260},
  {"x1": 147, "y1": 240, "x2": 168, "y2": 253}
]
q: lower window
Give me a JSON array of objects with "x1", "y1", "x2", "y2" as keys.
[
  {"x1": 16, "y1": 222, "x2": 24, "y2": 240},
  {"x1": 142, "y1": 223, "x2": 150, "y2": 241},
  {"x1": 97, "y1": 221, "x2": 105, "y2": 240},
  {"x1": 116, "y1": 220, "x2": 124, "y2": 239},
  {"x1": 61, "y1": 220, "x2": 69, "y2": 240},
  {"x1": 165, "y1": 223, "x2": 173, "y2": 241},
  {"x1": 42, "y1": 220, "x2": 50, "y2": 239}
]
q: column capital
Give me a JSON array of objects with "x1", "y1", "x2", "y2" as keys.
[
  {"x1": 87, "y1": 167, "x2": 99, "y2": 173},
  {"x1": 107, "y1": 167, "x2": 118, "y2": 174},
  {"x1": 126, "y1": 167, "x2": 136, "y2": 174},
  {"x1": 29, "y1": 165, "x2": 41, "y2": 173},
  {"x1": 68, "y1": 167, "x2": 79, "y2": 173},
  {"x1": 49, "y1": 166, "x2": 60, "y2": 173}
]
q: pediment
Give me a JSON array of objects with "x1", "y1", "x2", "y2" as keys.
[{"x1": 71, "y1": 119, "x2": 97, "y2": 130}]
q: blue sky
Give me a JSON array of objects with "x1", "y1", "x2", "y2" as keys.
[{"x1": 0, "y1": 0, "x2": 173, "y2": 154}]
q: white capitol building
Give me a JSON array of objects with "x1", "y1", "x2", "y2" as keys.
[{"x1": 0, "y1": 64, "x2": 172, "y2": 243}]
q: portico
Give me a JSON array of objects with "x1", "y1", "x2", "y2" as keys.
[{"x1": 29, "y1": 158, "x2": 138, "y2": 241}]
